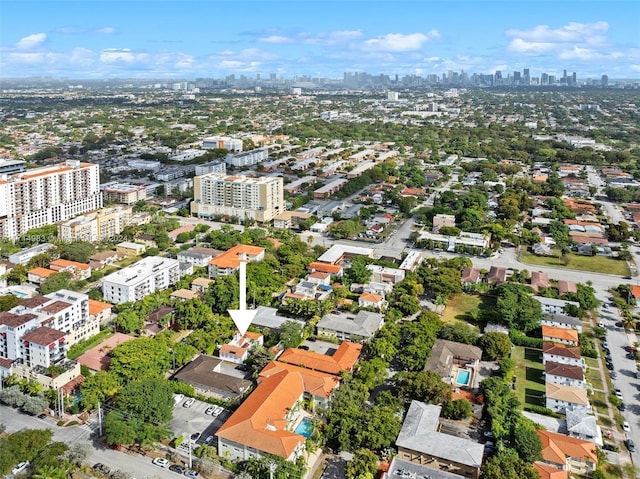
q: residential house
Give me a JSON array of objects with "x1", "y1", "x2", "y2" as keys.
[
  {"x1": 542, "y1": 325, "x2": 579, "y2": 346},
  {"x1": 115, "y1": 242, "x2": 146, "y2": 257},
  {"x1": 277, "y1": 341, "x2": 362, "y2": 375},
  {"x1": 191, "y1": 277, "x2": 214, "y2": 294},
  {"x1": 49, "y1": 259, "x2": 92, "y2": 281},
  {"x1": 358, "y1": 292, "x2": 385, "y2": 310},
  {"x1": 170, "y1": 289, "x2": 200, "y2": 301},
  {"x1": 566, "y1": 409, "x2": 600, "y2": 445},
  {"x1": 541, "y1": 314, "x2": 583, "y2": 333},
  {"x1": 88, "y1": 299, "x2": 112, "y2": 325},
  {"x1": 533, "y1": 462, "x2": 568, "y2": 479},
  {"x1": 366, "y1": 264, "x2": 405, "y2": 284},
  {"x1": 174, "y1": 355, "x2": 251, "y2": 399},
  {"x1": 545, "y1": 382, "x2": 590, "y2": 414},
  {"x1": 557, "y1": 280, "x2": 577, "y2": 295},
  {"x1": 135, "y1": 234, "x2": 157, "y2": 248},
  {"x1": 307, "y1": 262, "x2": 343, "y2": 277},
  {"x1": 251, "y1": 306, "x2": 305, "y2": 331},
  {"x1": 272, "y1": 211, "x2": 313, "y2": 229},
  {"x1": 536, "y1": 430, "x2": 597, "y2": 476},
  {"x1": 531, "y1": 271, "x2": 550, "y2": 292},
  {"x1": 89, "y1": 250, "x2": 119, "y2": 270},
  {"x1": 424, "y1": 339, "x2": 482, "y2": 387},
  {"x1": 219, "y1": 331, "x2": 264, "y2": 365},
  {"x1": 486, "y1": 266, "x2": 506, "y2": 285},
  {"x1": 460, "y1": 267, "x2": 480, "y2": 288},
  {"x1": 316, "y1": 311, "x2": 384, "y2": 342},
  {"x1": 27, "y1": 267, "x2": 56, "y2": 285},
  {"x1": 544, "y1": 361, "x2": 586, "y2": 389},
  {"x1": 208, "y1": 244, "x2": 265, "y2": 278},
  {"x1": 432, "y1": 214, "x2": 456, "y2": 233},
  {"x1": 395, "y1": 401, "x2": 484, "y2": 479},
  {"x1": 534, "y1": 296, "x2": 580, "y2": 316},
  {"x1": 542, "y1": 343, "x2": 585, "y2": 370}
]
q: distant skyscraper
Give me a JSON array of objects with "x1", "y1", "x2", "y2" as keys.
[
  {"x1": 572, "y1": 72, "x2": 577, "y2": 85},
  {"x1": 523, "y1": 68, "x2": 530, "y2": 85},
  {"x1": 541, "y1": 73, "x2": 549, "y2": 85},
  {"x1": 513, "y1": 71, "x2": 521, "y2": 84},
  {"x1": 601, "y1": 74, "x2": 609, "y2": 87}
]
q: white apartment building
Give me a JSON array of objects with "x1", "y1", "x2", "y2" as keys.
[
  {"x1": 8, "y1": 243, "x2": 57, "y2": 265},
  {"x1": 0, "y1": 160, "x2": 103, "y2": 240},
  {"x1": 0, "y1": 289, "x2": 94, "y2": 370},
  {"x1": 202, "y1": 136, "x2": 243, "y2": 152},
  {"x1": 225, "y1": 148, "x2": 269, "y2": 167},
  {"x1": 191, "y1": 173, "x2": 284, "y2": 223},
  {"x1": 58, "y1": 205, "x2": 133, "y2": 243},
  {"x1": 100, "y1": 182, "x2": 147, "y2": 205},
  {"x1": 101, "y1": 256, "x2": 183, "y2": 304}
]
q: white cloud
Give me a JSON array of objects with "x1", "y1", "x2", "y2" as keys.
[
  {"x1": 100, "y1": 48, "x2": 149, "y2": 64},
  {"x1": 15, "y1": 33, "x2": 47, "y2": 50},
  {"x1": 217, "y1": 60, "x2": 261, "y2": 72},
  {"x1": 506, "y1": 22, "x2": 608, "y2": 44},
  {"x1": 259, "y1": 35, "x2": 293, "y2": 44},
  {"x1": 94, "y1": 27, "x2": 116, "y2": 34},
  {"x1": 559, "y1": 46, "x2": 625, "y2": 61},
  {"x1": 363, "y1": 31, "x2": 439, "y2": 52},
  {"x1": 508, "y1": 38, "x2": 556, "y2": 54}
]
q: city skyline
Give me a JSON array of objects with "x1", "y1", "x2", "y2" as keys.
[{"x1": 1, "y1": 0, "x2": 639, "y2": 80}]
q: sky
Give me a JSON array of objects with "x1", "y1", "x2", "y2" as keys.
[{"x1": 1, "y1": 0, "x2": 639, "y2": 80}]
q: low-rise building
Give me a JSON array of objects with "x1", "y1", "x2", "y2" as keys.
[
  {"x1": 177, "y1": 247, "x2": 223, "y2": 267},
  {"x1": 366, "y1": 264, "x2": 405, "y2": 284},
  {"x1": 115, "y1": 242, "x2": 146, "y2": 257},
  {"x1": 536, "y1": 430, "x2": 597, "y2": 475},
  {"x1": 8, "y1": 243, "x2": 57, "y2": 266},
  {"x1": 544, "y1": 361, "x2": 586, "y2": 389},
  {"x1": 101, "y1": 182, "x2": 147, "y2": 205},
  {"x1": 49, "y1": 259, "x2": 92, "y2": 281},
  {"x1": 316, "y1": 311, "x2": 384, "y2": 342},
  {"x1": 542, "y1": 325, "x2": 579, "y2": 346},
  {"x1": 535, "y1": 296, "x2": 580, "y2": 316},
  {"x1": 545, "y1": 382, "x2": 590, "y2": 414},
  {"x1": 541, "y1": 314, "x2": 583, "y2": 333},
  {"x1": 208, "y1": 244, "x2": 265, "y2": 278},
  {"x1": 102, "y1": 256, "x2": 183, "y2": 304},
  {"x1": 277, "y1": 342, "x2": 362, "y2": 375},
  {"x1": 219, "y1": 331, "x2": 263, "y2": 364},
  {"x1": 395, "y1": 401, "x2": 484, "y2": 479},
  {"x1": 542, "y1": 342, "x2": 585, "y2": 370}
]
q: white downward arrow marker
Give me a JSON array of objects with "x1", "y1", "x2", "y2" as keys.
[{"x1": 228, "y1": 261, "x2": 257, "y2": 336}]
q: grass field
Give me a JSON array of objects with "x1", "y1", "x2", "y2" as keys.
[
  {"x1": 521, "y1": 250, "x2": 630, "y2": 276},
  {"x1": 512, "y1": 346, "x2": 546, "y2": 407},
  {"x1": 440, "y1": 293, "x2": 495, "y2": 328}
]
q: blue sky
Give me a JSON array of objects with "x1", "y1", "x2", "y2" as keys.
[{"x1": 1, "y1": 0, "x2": 638, "y2": 79}]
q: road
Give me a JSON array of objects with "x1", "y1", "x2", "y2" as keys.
[{"x1": 0, "y1": 406, "x2": 179, "y2": 479}]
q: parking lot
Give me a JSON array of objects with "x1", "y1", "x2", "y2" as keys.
[
  {"x1": 301, "y1": 338, "x2": 339, "y2": 356},
  {"x1": 170, "y1": 396, "x2": 231, "y2": 449}
]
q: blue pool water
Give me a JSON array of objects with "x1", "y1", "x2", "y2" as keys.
[
  {"x1": 456, "y1": 369, "x2": 471, "y2": 386},
  {"x1": 294, "y1": 418, "x2": 314, "y2": 438},
  {"x1": 10, "y1": 290, "x2": 28, "y2": 298}
]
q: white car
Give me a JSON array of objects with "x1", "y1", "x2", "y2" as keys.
[
  {"x1": 12, "y1": 462, "x2": 29, "y2": 475},
  {"x1": 152, "y1": 458, "x2": 170, "y2": 468},
  {"x1": 615, "y1": 389, "x2": 624, "y2": 400},
  {"x1": 623, "y1": 421, "x2": 631, "y2": 432},
  {"x1": 213, "y1": 406, "x2": 224, "y2": 416},
  {"x1": 183, "y1": 398, "x2": 195, "y2": 408},
  {"x1": 174, "y1": 394, "x2": 184, "y2": 405}
]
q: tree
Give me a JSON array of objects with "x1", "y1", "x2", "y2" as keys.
[
  {"x1": 441, "y1": 399, "x2": 472, "y2": 420},
  {"x1": 328, "y1": 220, "x2": 363, "y2": 239},
  {"x1": 438, "y1": 322, "x2": 480, "y2": 345},
  {"x1": 0, "y1": 294, "x2": 20, "y2": 312},
  {"x1": 513, "y1": 420, "x2": 543, "y2": 462},
  {"x1": 344, "y1": 257, "x2": 373, "y2": 285},
  {"x1": 116, "y1": 377, "x2": 174, "y2": 426},
  {"x1": 80, "y1": 371, "x2": 121, "y2": 410},
  {"x1": 345, "y1": 449, "x2": 378, "y2": 479},
  {"x1": 108, "y1": 337, "x2": 171, "y2": 383},
  {"x1": 175, "y1": 299, "x2": 214, "y2": 329},
  {"x1": 494, "y1": 284, "x2": 542, "y2": 332},
  {"x1": 5, "y1": 264, "x2": 27, "y2": 285},
  {"x1": 480, "y1": 449, "x2": 539, "y2": 479},
  {"x1": 395, "y1": 370, "x2": 452, "y2": 404},
  {"x1": 353, "y1": 358, "x2": 389, "y2": 390},
  {"x1": 112, "y1": 310, "x2": 143, "y2": 334},
  {"x1": 59, "y1": 241, "x2": 95, "y2": 263},
  {"x1": 20, "y1": 395, "x2": 48, "y2": 416},
  {"x1": 59, "y1": 443, "x2": 92, "y2": 465},
  {"x1": 279, "y1": 320, "x2": 304, "y2": 349},
  {"x1": 104, "y1": 411, "x2": 137, "y2": 446},
  {"x1": 478, "y1": 332, "x2": 512, "y2": 360},
  {"x1": 39, "y1": 272, "x2": 74, "y2": 294}
]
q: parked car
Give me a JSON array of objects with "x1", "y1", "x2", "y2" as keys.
[
  {"x1": 184, "y1": 470, "x2": 199, "y2": 479},
  {"x1": 12, "y1": 462, "x2": 30, "y2": 475},
  {"x1": 92, "y1": 463, "x2": 111, "y2": 475},
  {"x1": 628, "y1": 439, "x2": 636, "y2": 453},
  {"x1": 204, "y1": 407, "x2": 215, "y2": 415},
  {"x1": 299, "y1": 345, "x2": 310, "y2": 350},
  {"x1": 152, "y1": 458, "x2": 170, "y2": 468},
  {"x1": 602, "y1": 443, "x2": 616, "y2": 451},
  {"x1": 204, "y1": 435, "x2": 214, "y2": 445},
  {"x1": 214, "y1": 406, "x2": 224, "y2": 415},
  {"x1": 190, "y1": 432, "x2": 201, "y2": 443},
  {"x1": 169, "y1": 465, "x2": 186, "y2": 474},
  {"x1": 619, "y1": 402, "x2": 626, "y2": 411},
  {"x1": 606, "y1": 362, "x2": 614, "y2": 370},
  {"x1": 37, "y1": 413, "x2": 48, "y2": 420},
  {"x1": 183, "y1": 398, "x2": 195, "y2": 408},
  {"x1": 307, "y1": 337, "x2": 317, "y2": 342},
  {"x1": 174, "y1": 394, "x2": 184, "y2": 405},
  {"x1": 623, "y1": 421, "x2": 631, "y2": 432},
  {"x1": 610, "y1": 371, "x2": 618, "y2": 379},
  {"x1": 615, "y1": 389, "x2": 624, "y2": 400},
  {"x1": 483, "y1": 431, "x2": 494, "y2": 439}
]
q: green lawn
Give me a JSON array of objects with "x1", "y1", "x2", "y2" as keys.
[
  {"x1": 440, "y1": 293, "x2": 495, "y2": 328},
  {"x1": 585, "y1": 357, "x2": 601, "y2": 369},
  {"x1": 511, "y1": 346, "x2": 546, "y2": 407},
  {"x1": 521, "y1": 250, "x2": 630, "y2": 276}
]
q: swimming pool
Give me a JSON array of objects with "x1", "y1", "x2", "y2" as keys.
[
  {"x1": 455, "y1": 369, "x2": 471, "y2": 386},
  {"x1": 294, "y1": 418, "x2": 314, "y2": 438},
  {"x1": 10, "y1": 290, "x2": 28, "y2": 298}
]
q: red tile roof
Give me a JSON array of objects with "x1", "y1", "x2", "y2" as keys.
[{"x1": 278, "y1": 341, "x2": 362, "y2": 375}]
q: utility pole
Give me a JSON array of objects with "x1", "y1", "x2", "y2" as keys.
[
  {"x1": 188, "y1": 439, "x2": 192, "y2": 469},
  {"x1": 98, "y1": 402, "x2": 103, "y2": 436}
]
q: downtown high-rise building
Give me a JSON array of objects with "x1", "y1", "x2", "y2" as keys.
[{"x1": 0, "y1": 160, "x2": 103, "y2": 240}]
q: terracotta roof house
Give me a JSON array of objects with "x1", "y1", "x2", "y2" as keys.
[
  {"x1": 219, "y1": 331, "x2": 264, "y2": 365},
  {"x1": 307, "y1": 262, "x2": 344, "y2": 277},
  {"x1": 542, "y1": 325, "x2": 579, "y2": 346},
  {"x1": 533, "y1": 462, "x2": 568, "y2": 479},
  {"x1": 258, "y1": 360, "x2": 339, "y2": 406},
  {"x1": 536, "y1": 430, "x2": 598, "y2": 475},
  {"x1": 88, "y1": 299, "x2": 112, "y2": 324},
  {"x1": 49, "y1": 259, "x2": 91, "y2": 280},
  {"x1": 27, "y1": 267, "x2": 56, "y2": 284},
  {"x1": 208, "y1": 244, "x2": 265, "y2": 277},
  {"x1": 486, "y1": 266, "x2": 506, "y2": 285},
  {"x1": 531, "y1": 271, "x2": 550, "y2": 292},
  {"x1": 358, "y1": 292, "x2": 385, "y2": 310},
  {"x1": 542, "y1": 342, "x2": 585, "y2": 370},
  {"x1": 216, "y1": 362, "x2": 339, "y2": 462},
  {"x1": 277, "y1": 341, "x2": 362, "y2": 375},
  {"x1": 544, "y1": 361, "x2": 585, "y2": 389},
  {"x1": 460, "y1": 267, "x2": 480, "y2": 286},
  {"x1": 545, "y1": 382, "x2": 590, "y2": 414}
]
